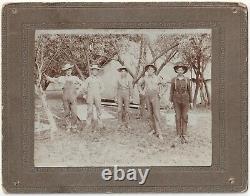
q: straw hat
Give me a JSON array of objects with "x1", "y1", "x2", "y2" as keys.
[
  {"x1": 62, "y1": 63, "x2": 74, "y2": 71},
  {"x1": 90, "y1": 64, "x2": 101, "y2": 70}
]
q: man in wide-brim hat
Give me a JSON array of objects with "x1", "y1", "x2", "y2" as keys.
[
  {"x1": 169, "y1": 61, "x2": 192, "y2": 144},
  {"x1": 138, "y1": 64, "x2": 164, "y2": 140},
  {"x1": 145, "y1": 64, "x2": 157, "y2": 72},
  {"x1": 45, "y1": 63, "x2": 83, "y2": 132},
  {"x1": 173, "y1": 62, "x2": 188, "y2": 74},
  {"x1": 115, "y1": 65, "x2": 133, "y2": 130},
  {"x1": 84, "y1": 64, "x2": 105, "y2": 131}
]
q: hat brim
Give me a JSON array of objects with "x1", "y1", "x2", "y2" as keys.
[
  {"x1": 90, "y1": 67, "x2": 101, "y2": 70},
  {"x1": 117, "y1": 67, "x2": 128, "y2": 72},
  {"x1": 145, "y1": 64, "x2": 157, "y2": 72},
  {"x1": 174, "y1": 65, "x2": 188, "y2": 73},
  {"x1": 62, "y1": 65, "x2": 74, "y2": 71}
]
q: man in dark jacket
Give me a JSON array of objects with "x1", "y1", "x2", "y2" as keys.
[{"x1": 169, "y1": 62, "x2": 192, "y2": 143}]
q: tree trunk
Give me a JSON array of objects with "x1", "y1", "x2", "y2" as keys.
[
  {"x1": 203, "y1": 80, "x2": 211, "y2": 106},
  {"x1": 36, "y1": 41, "x2": 57, "y2": 140},
  {"x1": 193, "y1": 79, "x2": 199, "y2": 107},
  {"x1": 36, "y1": 86, "x2": 57, "y2": 140}
]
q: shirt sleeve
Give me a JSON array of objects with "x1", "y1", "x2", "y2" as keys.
[
  {"x1": 75, "y1": 76, "x2": 83, "y2": 84},
  {"x1": 99, "y1": 78, "x2": 104, "y2": 93},
  {"x1": 157, "y1": 76, "x2": 163, "y2": 84},
  {"x1": 83, "y1": 77, "x2": 89, "y2": 92},
  {"x1": 138, "y1": 78, "x2": 145, "y2": 93},
  {"x1": 169, "y1": 78, "x2": 175, "y2": 102},
  {"x1": 187, "y1": 78, "x2": 192, "y2": 103},
  {"x1": 56, "y1": 76, "x2": 65, "y2": 84},
  {"x1": 129, "y1": 80, "x2": 133, "y2": 97}
]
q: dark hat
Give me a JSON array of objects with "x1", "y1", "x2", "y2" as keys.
[
  {"x1": 117, "y1": 66, "x2": 128, "y2": 72},
  {"x1": 145, "y1": 64, "x2": 157, "y2": 72},
  {"x1": 173, "y1": 62, "x2": 188, "y2": 74}
]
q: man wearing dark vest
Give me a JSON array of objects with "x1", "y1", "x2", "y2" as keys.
[{"x1": 169, "y1": 62, "x2": 193, "y2": 144}]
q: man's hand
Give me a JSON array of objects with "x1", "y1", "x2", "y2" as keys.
[
  {"x1": 44, "y1": 74, "x2": 49, "y2": 81},
  {"x1": 129, "y1": 96, "x2": 133, "y2": 103},
  {"x1": 139, "y1": 90, "x2": 145, "y2": 96},
  {"x1": 190, "y1": 103, "x2": 193, "y2": 109},
  {"x1": 169, "y1": 102, "x2": 174, "y2": 109}
]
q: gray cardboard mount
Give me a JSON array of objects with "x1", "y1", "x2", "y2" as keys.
[{"x1": 2, "y1": 2, "x2": 248, "y2": 193}]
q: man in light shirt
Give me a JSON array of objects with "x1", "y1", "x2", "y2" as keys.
[
  {"x1": 114, "y1": 66, "x2": 133, "y2": 130},
  {"x1": 84, "y1": 64, "x2": 105, "y2": 131},
  {"x1": 138, "y1": 64, "x2": 164, "y2": 140},
  {"x1": 45, "y1": 63, "x2": 83, "y2": 132}
]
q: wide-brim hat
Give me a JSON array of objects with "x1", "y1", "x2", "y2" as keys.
[
  {"x1": 145, "y1": 64, "x2": 157, "y2": 72},
  {"x1": 62, "y1": 63, "x2": 74, "y2": 71},
  {"x1": 117, "y1": 66, "x2": 128, "y2": 72},
  {"x1": 173, "y1": 62, "x2": 188, "y2": 74},
  {"x1": 90, "y1": 64, "x2": 101, "y2": 70}
]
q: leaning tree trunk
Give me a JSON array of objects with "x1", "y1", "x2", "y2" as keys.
[
  {"x1": 35, "y1": 40, "x2": 57, "y2": 140},
  {"x1": 193, "y1": 78, "x2": 200, "y2": 108},
  {"x1": 203, "y1": 80, "x2": 211, "y2": 106},
  {"x1": 36, "y1": 85, "x2": 57, "y2": 140}
]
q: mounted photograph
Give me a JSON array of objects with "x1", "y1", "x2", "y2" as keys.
[{"x1": 34, "y1": 29, "x2": 212, "y2": 167}]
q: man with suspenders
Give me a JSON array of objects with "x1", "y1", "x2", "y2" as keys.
[{"x1": 170, "y1": 62, "x2": 193, "y2": 144}]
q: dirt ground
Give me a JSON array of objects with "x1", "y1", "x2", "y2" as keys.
[{"x1": 34, "y1": 96, "x2": 212, "y2": 167}]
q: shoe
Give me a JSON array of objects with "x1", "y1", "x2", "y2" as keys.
[
  {"x1": 84, "y1": 125, "x2": 92, "y2": 131},
  {"x1": 158, "y1": 133, "x2": 164, "y2": 140},
  {"x1": 71, "y1": 125, "x2": 78, "y2": 133},
  {"x1": 125, "y1": 124, "x2": 131, "y2": 130},
  {"x1": 117, "y1": 125, "x2": 123, "y2": 131},
  {"x1": 148, "y1": 130, "x2": 155, "y2": 136},
  {"x1": 97, "y1": 126, "x2": 105, "y2": 131},
  {"x1": 66, "y1": 126, "x2": 71, "y2": 133},
  {"x1": 182, "y1": 136, "x2": 188, "y2": 144}
]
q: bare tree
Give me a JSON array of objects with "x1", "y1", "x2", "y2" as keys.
[
  {"x1": 35, "y1": 37, "x2": 57, "y2": 139},
  {"x1": 178, "y1": 34, "x2": 211, "y2": 107}
]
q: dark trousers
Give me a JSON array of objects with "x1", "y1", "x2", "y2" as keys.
[{"x1": 173, "y1": 102, "x2": 189, "y2": 136}]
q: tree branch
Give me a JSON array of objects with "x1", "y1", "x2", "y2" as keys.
[
  {"x1": 156, "y1": 50, "x2": 178, "y2": 75},
  {"x1": 149, "y1": 42, "x2": 179, "y2": 65}
]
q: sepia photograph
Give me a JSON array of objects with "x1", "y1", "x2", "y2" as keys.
[{"x1": 34, "y1": 29, "x2": 212, "y2": 167}]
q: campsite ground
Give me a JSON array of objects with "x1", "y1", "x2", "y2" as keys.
[{"x1": 34, "y1": 94, "x2": 212, "y2": 167}]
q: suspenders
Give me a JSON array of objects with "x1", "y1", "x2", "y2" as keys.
[{"x1": 175, "y1": 77, "x2": 188, "y2": 91}]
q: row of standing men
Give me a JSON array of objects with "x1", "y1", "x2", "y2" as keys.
[{"x1": 45, "y1": 62, "x2": 192, "y2": 143}]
